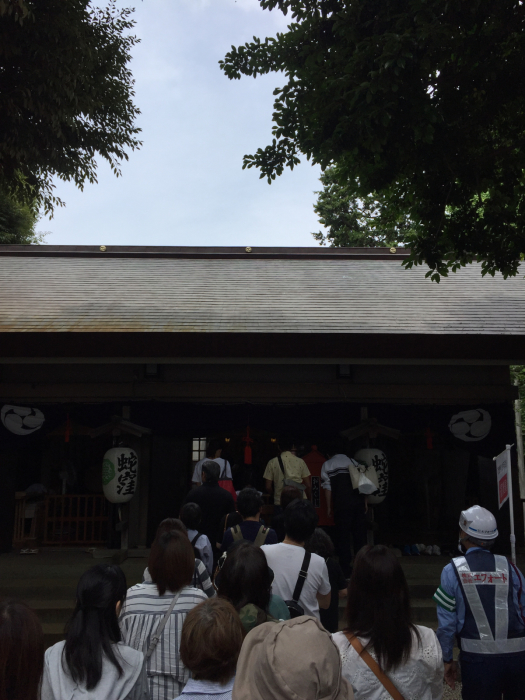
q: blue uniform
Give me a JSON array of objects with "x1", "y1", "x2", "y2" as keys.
[{"x1": 434, "y1": 547, "x2": 525, "y2": 700}]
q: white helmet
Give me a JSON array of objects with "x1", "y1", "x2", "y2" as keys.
[{"x1": 459, "y1": 505, "x2": 498, "y2": 540}]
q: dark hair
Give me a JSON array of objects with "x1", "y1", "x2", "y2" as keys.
[
  {"x1": 237, "y1": 488, "x2": 263, "y2": 519},
  {"x1": 284, "y1": 499, "x2": 318, "y2": 543},
  {"x1": 154, "y1": 517, "x2": 187, "y2": 538},
  {"x1": 206, "y1": 439, "x2": 223, "y2": 458},
  {"x1": 180, "y1": 598, "x2": 243, "y2": 684},
  {"x1": 63, "y1": 565, "x2": 127, "y2": 690},
  {"x1": 464, "y1": 533, "x2": 495, "y2": 550},
  {"x1": 180, "y1": 503, "x2": 202, "y2": 531},
  {"x1": 216, "y1": 540, "x2": 272, "y2": 613},
  {"x1": 202, "y1": 460, "x2": 220, "y2": 484},
  {"x1": 324, "y1": 439, "x2": 348, "y2": 458},
  {"x1": 305, "y1": 528, "x2": 335, "y2": 559},
  {"x1": 223, "y1": 510, "x2": 243, "y2": 532},
  {"x1": 278, "y1": 436, "x2": 295, "y2": 452},
  {"x1": 280, "y1": 484, "x2": 302, "y2": 509},
  {"x1": 345, "y1": 545, "x2": 419, "y2": 672},
  {"x1": 0, "y1": 600, "x2": 44, "y2": 700},
  {"x1": 149, "y1": 529, "x2": 195, "y2": 595}
]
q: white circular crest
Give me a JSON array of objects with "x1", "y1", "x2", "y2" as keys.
[
  {"x1": 449, "y1": 409, "x2": 491, "y2": 442},
  {"x1": 1, "y1": 405, "x2": 45, "y2": 435}
]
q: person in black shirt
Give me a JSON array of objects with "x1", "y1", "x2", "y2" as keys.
[
  {"x1": 306, "y1": 528, "x2": 347, "y2": 633},
  {"x1": 183, "y1": 461, "x2": 235, "y2": 564},
  {"x1": 321, "y1": 444, "x2": 368, "y2": 578},
  {"x1": 221, "y1": 488, "x2": 278, "y2": 551},
  {"x1": 271, "y1": 485, "x2": 302, "y2": 543}
]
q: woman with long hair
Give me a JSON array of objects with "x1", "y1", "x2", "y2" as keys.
[
  {"x1": 120, "y1": 526, "x2": 207, "y2": 700},
  {"x1": 0, "y1": 600, "x2": 44, "y2": 700},
  {"x1": 41, "y1": 564, "x2": 147, "y2": 700},
  {"x1": 215, "y1": 540, "x2": 289, "y2": 632},
  {"x1": 332, "y1": 545, "x2": 443, "y2": 700}
]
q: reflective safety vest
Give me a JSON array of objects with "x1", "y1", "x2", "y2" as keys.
[{"x1": 453, "y1": 549, "x2": 525, "y2": 654}]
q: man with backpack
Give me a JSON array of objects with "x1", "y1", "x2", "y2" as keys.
[
  {"x1": 264, "y1": 438, "x2": 311, "y2": 513},
  {"x1": 221, "y1": 488, "x2": 278, "y2": 552},
  {"x1": 180, "y1": 502, "x2": 213, "y2": 575},
  {"x1": 183, "y1": 461, "x2": 235, "y2": 565}
]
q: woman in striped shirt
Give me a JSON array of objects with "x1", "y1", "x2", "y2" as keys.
[
  {"x1": 140, "y1": 517, "x2": 216, "y2": 599},
  {"x1": 120, "y1": 528, "x2": 207, "y2": 700}
]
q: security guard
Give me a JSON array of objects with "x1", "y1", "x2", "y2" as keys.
[{"x1": 434, "y1": 505, "x2": 525, "y2": 699}]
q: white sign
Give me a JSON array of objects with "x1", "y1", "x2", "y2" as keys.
[
  {"x1": 494, "y1": 445, "x2": 516, "y2": 565},
  {"x1": 495, "y1": 449, "x2": 509, "y2": 509}
]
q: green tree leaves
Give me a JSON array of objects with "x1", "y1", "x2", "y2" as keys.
[
  {"x1": 312, "y1": 167, "x2": 415, "y2": 247},
  {"x1": 0, "y1": 0, "x2": 141, "y2": 214},
  {"x1": 0, "y1": 187, "x2": 46, "y2": 244},
  {"x1": 221, "y1": 0, "x2": 525, "y2": 278}
]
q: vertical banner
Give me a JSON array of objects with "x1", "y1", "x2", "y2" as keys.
[
  {"x1": 496, "y1": 449, "x2": 510, "y2": 509},
  {"x1": 494, "y1": 444, "x2": 516, "y2": 565}
]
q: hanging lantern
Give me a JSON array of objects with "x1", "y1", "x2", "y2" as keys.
[
  {"x1": 102, "y1": 447, "x2": 138, "y2": 504},
  {"x1": 354, "y1": 448, "x2": 389, "y2": 505},
  {"x1": 242, "y1": 426, "x2": 253, "y2": 465}
]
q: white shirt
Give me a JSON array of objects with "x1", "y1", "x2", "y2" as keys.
[
  {"x1": 321, "y1": 454, "x2": 358, "y2": 491},
  {"x1": 261, "y1": 543, "x2": 331, "y2": 619},
  {"x1": 187, "y1": 528, "x2": 213, "y2": 575},
  {"x1": 332, "y1": 626, "x2": 444, "y2": 700},
  {"x1": 192, "y1": 457, "x2": 232, "y2": 484}
]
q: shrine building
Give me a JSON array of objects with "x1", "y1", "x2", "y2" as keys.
[{"x1": 0, "y1": 245, "x2": 524, "y2": 554}]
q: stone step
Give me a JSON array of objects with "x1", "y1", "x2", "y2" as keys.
[
  {"x1": 408, "y1": 580, "x2": 439, "y2": 598},
  {"x1": 42, "y1": 622, "x2": 66, "y2": 649},
  {"x1": 26, "y1": 599, "x2": 75, "y2": 624}
]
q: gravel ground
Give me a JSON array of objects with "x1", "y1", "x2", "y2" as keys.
[{"x1": 443, "y1": 682, "x2": 462, "y2": 699}]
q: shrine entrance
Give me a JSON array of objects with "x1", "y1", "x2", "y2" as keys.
[{"x1": 3, "y1": 396, "x2": 517, "y2": 556}]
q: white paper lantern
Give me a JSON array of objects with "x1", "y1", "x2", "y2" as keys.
[
  {"x1": 1, "y1": 405, "x2": 45, "y2": 435},
  {"x1": 102, "y1": 447, "x2": 138, "y2": 503},
  {"x1": 354, "y1": 448, "x2": 389, "y2": 505}
]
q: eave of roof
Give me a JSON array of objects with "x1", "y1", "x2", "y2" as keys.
[{"x1": 0, "y1": 244, "x2": 408, "y2": 260}]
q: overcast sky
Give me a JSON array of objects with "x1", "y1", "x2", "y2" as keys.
[{"x1": 44, "y1": 0, "x2": 325, "y2": 247}]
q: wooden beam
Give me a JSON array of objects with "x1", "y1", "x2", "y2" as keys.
[
  {"x1": 0, "y1": 382, "x2": 518, "y2": 402},
  {"x1": 0, "y1": 332, "x2": 523, "y2": 362}
]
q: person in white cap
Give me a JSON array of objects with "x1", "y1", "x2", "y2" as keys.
[{"x1": 434, "y1": 505, "x2": 525, "y2": 700}]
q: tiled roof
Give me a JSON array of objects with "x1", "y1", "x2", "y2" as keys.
[{"x1": 0, "y1": 249, "x2": 523, "y2": 335}]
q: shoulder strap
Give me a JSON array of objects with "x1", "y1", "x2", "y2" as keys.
[
  {"x1": 146, "y1": 590, "x2": 181, "y2": 659},
  {"x1": 191, "y1": 532, "x2": 200, "y2": 546},
  {"x1": 277, "y1": 454, "x2": 286, "y2": 476},
  {"x1": 231, "y1": 524, "x2": 243, "y2": 541},
  {"x1": 292, "y1": 551, "x2": 311, "y2": 603},
  {"x1": 344, "y1": 633, "x2": 406, "y2": 700},
  {"x1": 253, "y1": 525, "x2": 269, "y2": 547}
]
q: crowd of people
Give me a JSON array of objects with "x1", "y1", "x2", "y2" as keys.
[{"x1": 1, "y1": 444, "x2": 525, "y2": 700}]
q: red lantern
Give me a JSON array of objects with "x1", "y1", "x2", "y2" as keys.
[{"x1": 242, "y1": 426, "x2": 253, "y2": 465}]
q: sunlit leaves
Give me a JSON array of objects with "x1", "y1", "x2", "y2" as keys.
[{"x1": 221, "y1": 0, "x2": 525, "y2": 279}]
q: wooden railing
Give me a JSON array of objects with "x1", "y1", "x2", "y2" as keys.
[{"x1": 43, "y1": 495, "x2": 109, "y2": 545}]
